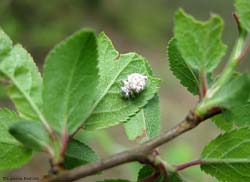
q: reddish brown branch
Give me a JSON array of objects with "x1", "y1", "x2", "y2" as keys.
[
  {"x1": 43, "y1": 108, "x2": 221, "y2": 182},
  {"x1": 233, "y1": 12, "x2": 241, "y2": 33},
  {"x1": 69, "y1": 125, "x2": 84, "y2": 140},
  {"x1": 175, "y1": 159, "x2": 203, "y2": 171}
]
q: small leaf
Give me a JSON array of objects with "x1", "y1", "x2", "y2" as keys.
[
  {"x1": 201, "y1": 128, "x2": 250, "y2": 182},
  {"x1": 0, "y1": 28, "x2": 12, "y2": 58},
  {"x1": 0, "y1": 109, "x2": 32, "y2": 170},
  {"x1": 138, "y1": 165, "x2": 155, "y2": 180},
  {"x1": 9, "y1": 121, "x2": 50, "y2": 151},
  {"x1": 64, "y1": 139, "x2": 98, "y2": 169},
  {"x1": 138, "y1": 165, "x2": 163, "y2": 181},
  {"x1": 224, "y1": 103, "x2": 250, "y2": 127},
  {"x1": 235, "y1": 0, "x2": 250, "y2": 32},
  {"x1": 43, "y1": 29, "x2": 99, "y2": 133},
  {"x1": 198, "y1": 74, "x2": 250, "y2": 116},
  {"x1": 138, "y1": 165, "x2": 183, "y2": 182},
  {"x1": 124, "y1": 95, "x2": 161, "y2": 143},
  {"x1": 174, "y1": 9, "x2": 227, "y2": 72},
  {"x1": 168, "y1": 172, "x2": 184, "y2": 182},
  {"x1": 97, "y1": 180, "x2": 131, "y2": 182},
  {"x1": 0, "y1": 44, "x2": 43, "y2": 121},
  {"x1": 208, "y1": 74, "x2": 250, "y2": 109},
  {"x1": 84, "y1": 32, "x2": 160, "y2": 130},
  {"x1": 211, "y1": 114, "x2": 233, "y2": 131},
  {"x1": 167, "y1": 38, "x2": 199, "y2": 95}
]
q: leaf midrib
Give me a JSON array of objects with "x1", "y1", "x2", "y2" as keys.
[
  {"x1": 141, "y1": 109, "x2": 149, "y2": 141},
  {"x1": 203, "y1": 158, "x2": 250, "y2": 164},
  {"x1": 1, "y1": 71, "x2": 46, "y2": 124},
  {"x1": 83, "y1": 54, "x2": 134, "y2": 123},
  {"x1": 62, "y1": 35, "x2": 91, "y2": 129}
]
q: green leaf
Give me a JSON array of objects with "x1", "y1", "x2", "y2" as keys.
[
  {"x1": 97, "y1": 180, "x2": 131, "y2": 182},
  {"x1": 43, "y1": 29, "x2": 99, "y2": 133},
  {"x1": 0, "y1": 28, "x2": 12, "y2": 58},
  {"x1": 9, "y1": 121, "x2": 50, "y2": 151},
  {"x1": 201, "y1": 128, "x2": 250, "y2": 182},
  {"x1": 124, "y1": 95, "x2": 161, "y2": 143},
  {"x1": 174, "y1": 9, "x2": 227, "y2": 72},
  {"x1": 224, "y1": 103, "x2": 250, "y2": 127},
  {"x1": 138, "y1": 165, "x2": 156, "y2": 180},
  {"x1": 208, "y1": 74, "x2": 249, "y2": 109},
  {"x1": 0, "y1": 44, "x2": 43, "y2": 121},
  {"x1": 235, "y1": 0, "x2": 250, "y2": 32},
  {"x1": 211, "y1": 114, "x2": 233, "y2": 131},
  {"x1": 168, "y1": 172, "x2": 184, "y2": 182},
  {"x1": 197, "y1": 74, "x2": 250, "y2": 115},
  {"x1": 84, "y1": 32, "x2": 160, "y2": 130},
  {"x1": 64, "y1": 139, "x2": 98, "y2": 169},
  {"x1": 167, "y1": 38, "x2": 199, "y2": 95},
  {"x1": 138, "y1": 165, "x2": 183, "y2": 182},
  {"x1": 0, "y1": 109, "x2": 32, "y2": 170}
]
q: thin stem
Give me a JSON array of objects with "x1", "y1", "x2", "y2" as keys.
[
  {"x1": 237, "y1": 36, "x2": 250, "y2": 62},
  {"x1": 60, "y1": 128, "x2": 69, "y2": 157},
  {"x1": 196, "y1": 28, "x2": 248, "y2": 115},
  {"x1": 199, "y1": 70, "x2": 208, "y2": 100},
  {"x1": 233, "y1": 13, "x2": 241, "y2": 33},
  {"x1": 44, "y1": 145, "x2": 55, "y2": 158},
  {"x1": 69, "y1": 125, "x2": 84, "y2": 140},
  {"x1": 175, "y1": 159, "x2": 203, "y2": 171},
  {"x1": 206, "y1": 19, "x2": 248, "y2": 100}
]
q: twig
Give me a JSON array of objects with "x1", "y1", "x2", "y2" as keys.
[
  {"x1": 175, "y1": 159, "x2": 203, "y2": 171},
  {"x1": 69, "y1": 125, "x2": 84, "y2": 140},
  {"x1": 44, "y1": 108, "x2": 221, "y2": 182},
  {"x1": 199, "y1": 71, "x2": 208, "y2": 100},
  {"x1": 233, "y1": 12, "x2": 241, "y2": 33}
]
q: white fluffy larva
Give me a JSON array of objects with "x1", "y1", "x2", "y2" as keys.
[{"x1": 121, "y1": 73, "x2": 148, "y2": 99}]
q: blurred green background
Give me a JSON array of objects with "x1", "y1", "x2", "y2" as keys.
[{"x1": 0, "y1": 0, "x2": 248, "y2": 181}]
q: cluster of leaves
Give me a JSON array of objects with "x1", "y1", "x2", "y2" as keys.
[
  {"x1": 167, "y1": 0, "x2": 250, "y2": 181},
  {"x1": 0, "y1": 9, "x2": 161, "y2": 179},
  {"x1": 0, "y1": 0, "x2": 250, "y2": 182}
]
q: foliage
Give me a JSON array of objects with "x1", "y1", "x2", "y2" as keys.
[
  {"x1": 84, "y1": 32, "x2": 160, "y2": 130},
  {"x1": 235, "y1": 0, "x2": 250, "y2": 32},
  {"x1": 9, "y1": 121, "x2": 50, "y2": 152},
  {"x1": 201, "y1": 128, "x2": 250, "y2": 182},
  {"x1": 0, "y1": 109, "x2": 32, "y2": 170},
  {"x1": 174, "y1": 9, "x2": 227, "y2": 72},
  {"x1": 0, "y1": 16, "x2": 160, "y2": 173},
  {"x1": 97, "y1": 180, "x2": 130, "y2": 182},
  {"x1": 0, "y1": 0, "x2": 250, "y2": 182},
  {"x1": 167, "y1": 38, "x2": 199, "y2": 95},
  {"x1": 138, "y1": 165, "x2": 183, "y2": 182},
  {"x1": 64, "y1": 139, "x2": 98, "y2": 169},
  {"x1": 43, "y1": 29, "x2": 99, "y2": 133},
  {"x1": 0, "y1": 43, "x2": 43, "y2": 121}
]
